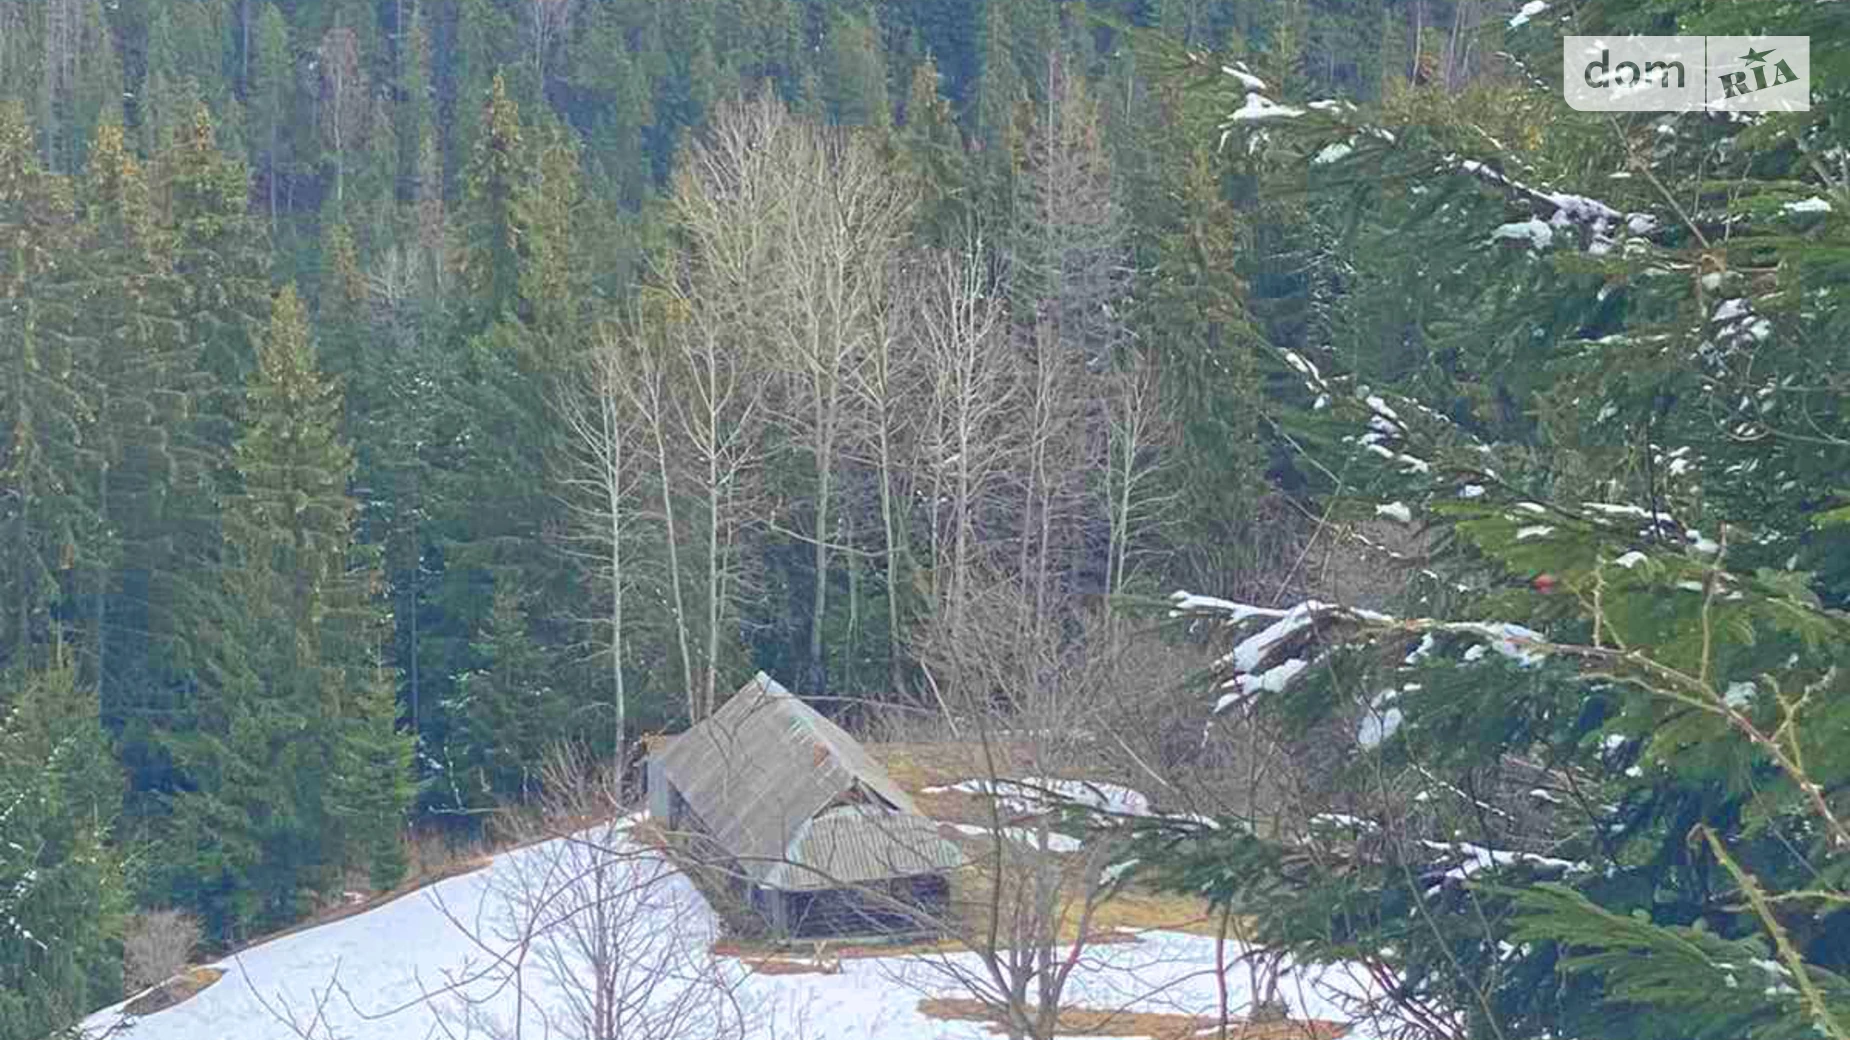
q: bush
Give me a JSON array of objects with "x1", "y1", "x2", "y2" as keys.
[{"x1": 123, "y1": 909, "x2": 203, "y2": 993}]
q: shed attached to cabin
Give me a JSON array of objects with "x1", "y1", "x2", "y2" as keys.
[{"x1": 648, "y1": 673, "x2": 965, "y2": 938}]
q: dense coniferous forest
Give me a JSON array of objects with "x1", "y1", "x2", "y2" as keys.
[{"x1": 0, "y1": 0, "x2": 1846, "y2": 1036}]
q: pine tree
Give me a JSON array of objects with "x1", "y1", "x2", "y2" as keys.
[
  {"x1": 160, "y1": 104, "x2": 271, "y2": 454},
  {"x1": 329, "y1": 662, "x2": 413, "y2": 892},
  {"x1": 1136, "y1": 146, "x2": 1266, "y2": 593},
  {"x1": 72, "y1": 121, "x2": 195, "y2": 724},
  {"x1": 147, "y1": 105, "x2": 271, "y2": 695},
  {"x1": 395, "y1": 0, "x2": 436, "y2": 205},
  {"x1": 247, "y1": 3, "x2": 293, "y2": 231},
  {"x1": 567, "y1": 3, "x2": 653, "y2": 210},
  {"x1": 444, "y1": 0, "x2": 517, "y2": 186},
  {"x1": 39, "y1": 0, "x2": 124, "y2": 175}
]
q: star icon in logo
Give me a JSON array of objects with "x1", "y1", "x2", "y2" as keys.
[{"x1": 1740, "y1": 46, "x2": 1775, "y2": 65}]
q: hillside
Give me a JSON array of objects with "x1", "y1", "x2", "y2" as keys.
[{"x1": 81, "y1": 819, "x2": 1381, "y2": 1040}]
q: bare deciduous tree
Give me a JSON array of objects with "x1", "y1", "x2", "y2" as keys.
[
  {"x1": 316, "y1": 25, "x2": 369, "y2": 211},
  {"x1": 1099, "y1": 353, "x2": 1177, "y2": 641},
  {"x1": 1010, "y1": 318, "x2": 1090, "y2": 669},
  {"x1": 558, "y1": 329, "x2": 649, "y2": 757},
  {"x1": 912, "y1": 241, "x2": 1016, "y2": 721},
  {"x1": 245, "y1": 748, "x2": 753, "y2": 1040},
  {"x1": 847, "y1": 255, "x2": 927, "y2": 697},
  {"x1": 525, "y1": 0, "x2": 577, "y2": 95},
  {"x1": 638, "y1": 94, "x2": 788, "y2": 721},
  {"x1": 759, "y1": 109, "x2": 915, "y2": 698}
]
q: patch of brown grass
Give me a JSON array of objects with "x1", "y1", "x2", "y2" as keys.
[
  {"x1": 870, "y1": 741, "x2": 1036, "y2": 827},
  {"x1": 740, "y1": 957, "x2": 842, "y2": 976},
  {"x1": 1088, "y1": 887, "x2": 1231, "y2": 939},
  {"x1": 917, "y1": 997, "x2": 1349, "y2": 1040},
  {"x1": 937, "y1": 826, "x2": 1227, "y2": 941},
  {"x1": 871, "y1": 742, "x2": 1224, "y2": 936},
  {"x1": 711, "y1": 926, "x2": 1141, "y2": 964},
  {"x1": 122, "y1": 967, "x2": 226, "y2": 1017}
]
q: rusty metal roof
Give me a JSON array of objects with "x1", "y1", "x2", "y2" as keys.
[{"x1": 654, "y1": 673, "x2": 965, "y2": 889}]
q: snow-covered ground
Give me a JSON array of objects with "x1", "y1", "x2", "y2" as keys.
[{"x1": 84, "y1": 825, "x2": 1387, "y2": 1040}]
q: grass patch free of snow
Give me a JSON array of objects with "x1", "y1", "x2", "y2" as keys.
[
  {"x1": 120, "y1": 968, "x2": 226, "y2": 1018},
  {"x1": 917, "y1": 996, "x2": 1351, "y2": 1039}
]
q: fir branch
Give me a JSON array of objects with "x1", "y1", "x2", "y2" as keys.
[{"x1": 1697, "y1": 826, "x2": 1850, "y2": 1040}]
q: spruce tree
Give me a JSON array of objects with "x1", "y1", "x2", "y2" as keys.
[
  {"x1": 0, "y1": 662, "x2": 128, "y2": 1039},
  {"x1": 160, "y1": 104, "x2": 271, "y2": 455},
  {"x1": 247, "y1": 3, "x2": 293, "y2": 231},
  {"x1": 1133, "y1": 9, "x2": 1850, "y2": 1038},
  {"x1": 329, "y1": 663, "x2": 413, "y2": 892},
  {"x1": 449, "y1": 584, "x2": 566, "y2": 804},
  {"x1": 72, "y1": 121, "x2": 193, "y2": 725},
  {"x1": 150, "y1": 105, "x2": 270, "y2": 691},
  {"x1": 460, "y1": 72, "x2": 526, "y2": 326},
  {"x1": 160, "y1": 285, "x2": 406, "y2": 934},
  {"x1": 0, "y1": 103, "x2": 99, "y2": 672},
  {"x1": 896, "y1": 55, "x2": 970, "y2": 248},
  {"x1": 819, "y1": 11, "x2": 891, "y2": 130}
]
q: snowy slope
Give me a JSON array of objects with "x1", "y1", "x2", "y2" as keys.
[{"x1": 83, "y1": 826, "x2": 1385, "y2": 1040}]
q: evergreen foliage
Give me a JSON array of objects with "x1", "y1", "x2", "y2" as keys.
[
  {"x1": 0, "y1": 663, "x2": 127, "y2": 1039},
  {"x1": 1, "y1": 2, "x2": 1841, "y2": 1034},
  {"x1": 1133, "y1": 3, "x2": 1850, "y2": 1037}
]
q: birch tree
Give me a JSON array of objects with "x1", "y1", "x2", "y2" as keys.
[
  {"x1": 316, "y1": 25, "x2": 369, "y2": 214},
  {"x1": 849, "y1": 253, "x2": 926, "y2": 696},
  {"x1": 763, "y1": 112, "x2": 914, "y2": 698},
  {"x1": 645, "y1": 94, "x2": 781, "y2": 721},
  {"x1": 558, "y1": 327, "x2": 648, "y2": 756},
  {"x1": 1099, "y1": 354, "x2": 1174, "y2": 641},
  {"x1": 912, "y1": 242, "x2": 1015, "y2": 714}
]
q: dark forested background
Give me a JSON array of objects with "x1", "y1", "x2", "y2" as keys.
[{"x1": 3, "y1": 0, "x2": 1847, "y2": 1036}]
